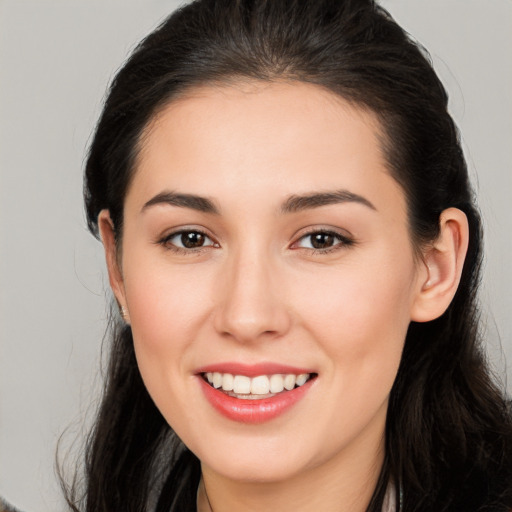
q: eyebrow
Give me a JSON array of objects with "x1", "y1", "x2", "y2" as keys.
[
  {"x1": 142, "y1": 191, "x2": 220, "y2": 214},
  {"x1": 141, "y1": 188, "x2": 376, "y2": 216},
  {"x1": 281, "y1": 190, "x2": 376, "y2": 214}
]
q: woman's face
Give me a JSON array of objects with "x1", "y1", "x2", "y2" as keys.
[{"x1": 111, "y1": 82, "x2": 427, "y2": 483}]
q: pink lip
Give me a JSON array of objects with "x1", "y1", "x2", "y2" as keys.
[
  {"x1": 195, "y1": 362, "x2": 314, "y2": 377},
  {"x1": 197, "y1": 372, "x2": 316, "y2": 425}
]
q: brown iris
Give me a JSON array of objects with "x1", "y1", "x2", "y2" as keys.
[
  {"x1": 181, "y1": 231, "x2": 206, "y2": 248},
  {"x1": 310, "y1": 232, "x2": 336, "y2": 249}
]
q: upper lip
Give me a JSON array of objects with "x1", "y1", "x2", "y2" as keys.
[{"x1": 195, "y1": 362, "x2": 315, "y2": 377}]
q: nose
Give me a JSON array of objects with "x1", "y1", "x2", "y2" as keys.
[{"x1": 213, "y1": 248, "x2": 291, "y2": 343}]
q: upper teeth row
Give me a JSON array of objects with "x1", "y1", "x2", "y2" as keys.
[{"x1": 205, "y1": 372, "x2": 310, "y2": 395}]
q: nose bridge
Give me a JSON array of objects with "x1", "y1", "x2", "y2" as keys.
[{"x1": 214, "y1": 240, "x2": 289, "y2": 342}]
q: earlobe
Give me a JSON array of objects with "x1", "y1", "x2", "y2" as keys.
[
  {"x1": 411, "y1": 208, "x2": 469, "y2": 322},
  {"x1": 98, "y1": 210, "x2": 130, "y2": 323}
]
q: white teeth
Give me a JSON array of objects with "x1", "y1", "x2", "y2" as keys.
[
  {"x1": 269, "y1": 374, "x2": 285, "y2": 393},
  {"x1": 212, "y1": 372, "x2": 223, "y2": 389},
  {"x1": 205, "y1": 372, "x2": 312, "y2": 395},
  {"x1": 296, "y1": 373, "x2": 309, "y2": 386},
  {"x1": 251, "y1": 375, "x2": 270, "y2": 395},
  {"x1": 284, "y1": 374, "x2": 296, "y2": 391},
  {"x1": 221, "y1": 372, "x2": 234, "y2": 391},
  {"x1": 233, "y1": 375, "x2": 251, "y2": 394}
]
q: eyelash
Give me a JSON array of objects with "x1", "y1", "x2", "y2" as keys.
[
  {"x1": 158, "y1": 229, "x2": 218, "y2": 255},
  {"x1": 291, "y1": 229, "x2": 355, "y2": 254},
  {"x1": 157, "y1": 228, "x2": 354, "y2": 255}
]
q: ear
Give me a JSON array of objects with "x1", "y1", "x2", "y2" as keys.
[
  {"x1": 98, "y1": 209, "x2": 130, "y2": 323},
  {"x1": 410, "y1": 207, "x2": 469, "y2": 322}
]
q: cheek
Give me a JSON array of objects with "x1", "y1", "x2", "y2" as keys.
[
  {"x1": 123, "y1": 256, "x2": 213, "y2": 348},
  {"x1": 119, "y1": 247, "x2": 218, "y2": 411},
  {"x1": 293, "y1": 250, "x2": 417, "y2": 389},
  {"x1": 289, "y1": 260, "x2": 415, "y2": 456},
  {"x1": 120, "y1": 255, "x2": 217, "y2": 432}
]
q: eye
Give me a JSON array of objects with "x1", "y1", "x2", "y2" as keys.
[
  {"x1": 294, "y1": 230, "x2": 353, "y2": 252},
  {"x1": 160, "y1": 229, "x2": 217, "y2": 251}
]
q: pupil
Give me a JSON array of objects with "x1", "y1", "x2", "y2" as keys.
[
  {"x1": 181, "y1": 232, "x2": 205, "y2": 248},
  {"x1": 311, "y1": 233, "x2": 334, "y2": 249}
]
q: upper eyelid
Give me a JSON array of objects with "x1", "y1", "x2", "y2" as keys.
[
  {"x1": 292, "y1": 226, "x2": 353, "y2": 241},
  {"x1": 159, "y1": 225, "x2": 216, "y2": 240},
  {"x1": 289, "y1": 230, "x2": 354, "y2": 252},
  {"x1": 156, "y1": 227, "x2": 219, "y2": 250},
  {"x1": 157, "y1": 230, "x2": 220, "y2": 257},
  {"x1": 156, "y1": 225, "x2": 353, "y2": 248},
  {"x1": 297, "y1": 232, "x2": 350, "y2": 242},
  {"x1": 168, "y1": 230, "x2": 215, "y2": 242}
]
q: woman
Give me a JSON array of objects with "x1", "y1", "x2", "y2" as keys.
[{"x1": 64, "y1": 0, "x2": 512, "y2": 510}]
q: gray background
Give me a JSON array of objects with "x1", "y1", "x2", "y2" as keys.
[{"x1": 1, "y1": 1, "x2": 510, "y2": 510}]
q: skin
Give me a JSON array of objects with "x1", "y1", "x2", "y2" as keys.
[{"x1": 99, "y1": 81, "x2": 468, "y2": 512}]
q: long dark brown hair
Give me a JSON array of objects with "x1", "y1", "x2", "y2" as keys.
[{"x1": 62, "y1": 1, "x2": 512, "y2": 510}]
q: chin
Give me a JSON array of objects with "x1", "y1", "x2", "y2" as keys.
[
  {"x1": 203, "y1": 452, "x2": 309, "y2": 484},
  {"x1": 188, "y1": 428, "x2": 326, "y2": 484}
]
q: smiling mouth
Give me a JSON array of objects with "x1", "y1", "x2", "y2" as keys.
[{"x1": 202, "y1": 372, "x2": 316, "y2": 400}]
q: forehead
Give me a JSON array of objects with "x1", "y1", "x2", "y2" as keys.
[
  {"x1": 139, "y1": 80, "x2": 385, "y2": 163},
  {"x1": 128, "y1": 80, "x2": 405, "y2": 217}
]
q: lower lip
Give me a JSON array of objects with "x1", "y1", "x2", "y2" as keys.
[{"x1": 198, "y1": 376, "x2": 315, "y2": 424}]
